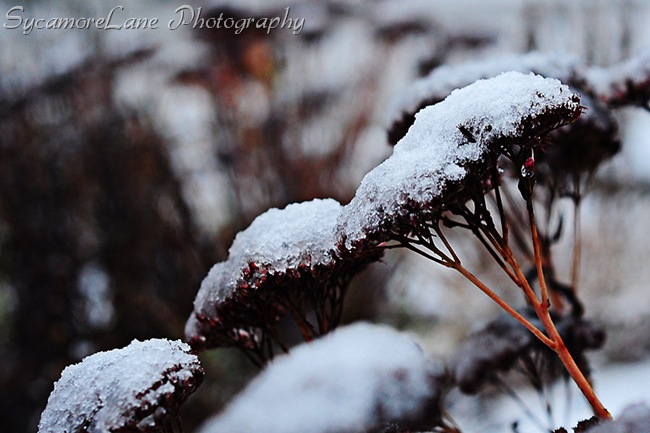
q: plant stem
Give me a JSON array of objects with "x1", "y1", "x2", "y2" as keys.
[
  {"x1": 453, "y1": 263, "x2": 554, "y2": 347},
  {"x1": 535, "y1": 305, "x2": 611, "y2": 419},
  {"x1": 526, "y1": 199, "x2": 611, "y2": 419},
  {"x1": 571, "y1": 195, "x2": 582, "y2": 293},
  {"x1": 527, "y1": 199, "x2": 550, "y2": 307}
]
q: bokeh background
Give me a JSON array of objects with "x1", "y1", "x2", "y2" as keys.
[{"x1": 1, "y1": 1, "x2": 649, "y2": 432}]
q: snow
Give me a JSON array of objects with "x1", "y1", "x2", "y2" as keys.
[
  {"x1": 229, "y1": 198, "x2": 341, "y2": 270},
  {"x1": 338, "y1": 72, "x2": 581, "y2": 249},
  {"x1": 76, "y1": 262, "x2": 114, "y2": 330},
  {"x1": 192, "y1": 262, "x2": 229, "y2": 316},
  {"x1": 190, "y1": 198, "x2": 343, "y2": 320},
  {"x1": 388, "y1": 51, "x2": 583, "y2": 126},
  {"x1": 197, "y1": 322, "x2": 441, "y2": 433},
  {"x1": 367, "y1": 0, "x2": 440, "y2": 32},
  {"x1": 586, "y1": 50, "x2": 650, "y2": 106},
  {"x1": 38, "y1": 339, "x2": 203, "y2": 433}
]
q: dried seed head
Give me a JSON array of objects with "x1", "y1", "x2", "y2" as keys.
[
  {"x1": 449, "y1": 312, "x2": 604, "y2": 394},
  {"x1": 186, "y1": 199, "x2": 379, "y2": 353},
  {"x1": 535, "y1": 91, "x2": 620, "y2": 189},
  {"x1": 387, "y1": 52, "x2": 586, "y2": 145},
  {"x1": 386, "y1": 52, "x2": 622, "y2": 192},
  {"x1": 450, "y1": 314, "x2": 533, "y2": 394},
  {"x1": 338, "y1": 72, "x2": 581, "y2": 253},
  {"x1": 38, "y1": 339, "x2": 204, "y2": 433},
  {"x1": 586, "y1": 50, "x2": 650, "y2": 108}
]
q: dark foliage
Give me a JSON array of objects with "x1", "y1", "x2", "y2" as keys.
[{"x1": 450, "y1": 310, "x2": 604, "y2": 394}]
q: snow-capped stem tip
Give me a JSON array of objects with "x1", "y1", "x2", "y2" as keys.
[
  {"x1": 186, "y1": 198, "x2": 381, "y2": 362},
  {"x1": 338, "y1": 71, "x2": 582, "y2": 252}
]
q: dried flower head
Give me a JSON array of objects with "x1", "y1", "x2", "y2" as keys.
[
  {"x1": 587, "y1": 50, "x2": 650, "y2": 109},
  {"x1": 449, "y1": 312, "x2": 604, "y2": 394},
  {"x1": 186, "y1": 199, "x2": 379, "y2": 361},
  {"x1": 386, "y1": 52, "x2": 621, "y2": 186},
  {"x1": 196, "y1": 323, "x2": 447, "y2": 433},
  {"x1": 537, "y1": 91, "x2": 620, "y2": 186},
  {"x1": 387, "y1": 52, "x2": 586, "y2": 146},
  {"x1": 337, "y1": 72, "x2": 581, "y2": 254},
  {"x1": 38, "y1": 339, "x2": 204, "y2": 433}
]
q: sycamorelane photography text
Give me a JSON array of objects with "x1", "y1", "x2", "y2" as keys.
[{"x1": 3, "y1": 4, "x2": 305, "y2": 35}]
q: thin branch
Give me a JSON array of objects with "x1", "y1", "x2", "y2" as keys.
[
  {"x1": 432, "y1": 223, "x2": 460, "y2": 263},
  {"x1": 501, "y1": 182, "x2": 534, "y2": 260},
  {"x1": 452, "y1": 263, "x2": 554, "y2": 347},
  {"x1": 527, "y1": 199, "x2": 550, "y2": 308},
  {"x1": 571, "y1": 181, "x2": 583, "y2": 293},
  {"x1": 493, "y1": 180, "x2": 510, "y2": 246},
  {"x1": 536, "y1": 312, "x2": 611, "y2": 420}
]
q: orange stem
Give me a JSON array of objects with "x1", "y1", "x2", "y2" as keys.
[{"x1": 453, "y1": 264, "x2": 554, "y2": 347}]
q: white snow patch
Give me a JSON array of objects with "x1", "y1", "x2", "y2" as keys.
[
  {"x1": 586, "y1": 50, "x2": 650, "y2": 102},
  {"x1": 388, "y1": 51, "x2": 582, "y2": 126},
  {"x1": 198, "y1": 322, "x2": 438, "y2": 433},
  {"x1": 193, "y1": 198, "x2": 343, "y2": 312},
  {"x1": 38, "y1": 338, "x2": 202, "y2": 433},
  {"x1": 340, "y1": 72, "x2": 579, "y2": 248},
  {"x1": 228, "y1": 198, "x2": 342, "y2": 271}
]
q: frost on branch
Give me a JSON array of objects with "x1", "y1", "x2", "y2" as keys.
[
  {"x1": 38, "y1": 339, "x2": 204, "y2": 433},
  {"x1": 186, "y1": 199, "x2": 380, "y2": 361},
  {"x1": 450, "y1": 312, "x2": 604, "y2": 394},
  {"x1": 197, "y1": 323, "x2": 446, "y2": 433},
  {"x1": 337, "y1": 72, "x2": 581, "y2": 253}
]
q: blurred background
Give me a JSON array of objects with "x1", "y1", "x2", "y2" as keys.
[{"x1": 1, "y1": 1, "x2": 649, "y2": 432}]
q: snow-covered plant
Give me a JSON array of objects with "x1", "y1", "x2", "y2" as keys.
[
  {"x1": 175, "y1": 53, "x2": 650, "y2": 429},
  {"x1": 387, "y1": 52, "x2": 621, "y2": 199},
  {"x1": 337, "y1": 71, "x2": 613, "y2": 418},
  {"x1": 38, "y1": 339, "x2": 203, "y2": 433},
  {"x1": 587, "y1": 51, "x2": 650, "y2": 109},
  {"x1": 338, "y1": 71, "x2": 582, "y2": 252},
  {"x1": 380, "y1": 53, "x2": 642, "y2": 343},
  {"x1": 196, "y1": 322, "x2": 447, "y2": 433},
  {"x1": 185, "y1": 199, "x2": 380, "y2": 365},
  {"x1": 354, "y1": 53, "x2": 648, "y2": 420},
  {"x1": 386, "y1": 52, "x2": 588, "y2": 146}
]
